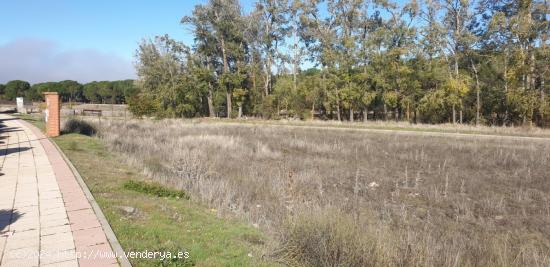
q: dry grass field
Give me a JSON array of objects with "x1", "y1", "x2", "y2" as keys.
[{"x1": 98, "y1": 119, "x2": 550, "y2": 266}]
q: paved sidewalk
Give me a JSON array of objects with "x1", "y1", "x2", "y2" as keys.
[{"x1": 0, "y1": 115, "x2": 119, "y2": 267}]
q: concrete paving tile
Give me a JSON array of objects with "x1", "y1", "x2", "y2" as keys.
[
  {"x1": 40, "y1": 217, "x2": 70, "y2": 228},
  {"x1": 76, "y1": 243, "x2": 119, "y2": 267},
  {"x1": 4, "y1": 235, "x2": 39, "y2": 251},
  {"x1": 40, "y1": 214, "x2": 68, "y2": 225},
  {"x1": 40, "y1": 207, "x2": 67, "y2": 216},
  {"x1": 10, "y1": 229, "x2": 39, "y2": 239},
  {"x1": 64, "y1": 201, "x2": 92, "y2": 212},
  {"x1": 40, "y1": 237, "x2": 75, "y2": 253},
  {"x1": 41, "y1": 225, "x2": 72, "y2": 236},
  {"x1": 15, "y1": 206, "x2": 39, "y2": 214},
  {"x1": 0, "y1": 257, "x2": 39, "y2": 267},
  {"x1": 40, "y1": 250, "x2": 78, "y2": 266},
  {"x1": 67, "y1": 209, "x2": 101, "y2": 230},
  {"x1": 72, "y1": 227, "x2": 108, "y2": 247},
  {"x1": 10, "y1": 222, "x2": 39, "y2": 232},
  {"x1": 41, "y1": 232, "x2": 74, "y2": 245},
  {"x1": 14, "y1": 202, "x2": 39, "y2": 209},
  {"x1": 39, "y1": 191, "x2": 62, "y2": 198},
  {"x1": 39, "y1": 201, "x2": 65, "y2": 211},
  {"x1": 41, "y1": 259, "x2": 79, "y2": 267}
]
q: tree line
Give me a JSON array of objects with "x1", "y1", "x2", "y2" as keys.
[
  {"x1": 130, "y1": 0, "x2": 547, "y2": 126},
  {"x1": 0, "y1": 79, "x2": 139, "y2": 104}
]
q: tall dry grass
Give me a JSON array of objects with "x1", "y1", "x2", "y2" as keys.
[{"x1": 97, "y1": 119, "x2": 550, "y2": 266}]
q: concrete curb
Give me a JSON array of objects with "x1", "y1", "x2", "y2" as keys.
[{"x1": 18, "y1": 118, "x2": 132, "y2": 267}]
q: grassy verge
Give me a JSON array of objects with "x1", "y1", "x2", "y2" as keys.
[
  {"x1": 17, "y1": 114, "x2": 276, "y2": 267},
  {"x1": 13, "y1": 113, "x2": 46, "y2": 131}
]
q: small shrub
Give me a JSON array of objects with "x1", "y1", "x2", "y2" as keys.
[
  {"x1": 128, "y1": 93, "x2": 159, "y2": 117},
  {"x1": 123, "y1": 180, "x2": 189, "y2": 199},
  {"x1": 278, "y1": 208, "x2": 377, "y2": 267},
  {"x1": 62, "y1": 119, "x2": 97, "y2": 136}
]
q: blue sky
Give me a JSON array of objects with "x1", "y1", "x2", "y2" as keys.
[
  {"x1": 0, "y1": 0, "x2": 256, "y2": 83},
  {"x1": 0, "y1": 0, "x2": 408, "y2": 84}
]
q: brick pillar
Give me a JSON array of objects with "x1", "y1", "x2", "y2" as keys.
[{"x1": 44, "y1": 92, "x2": 60, "y2": 137}]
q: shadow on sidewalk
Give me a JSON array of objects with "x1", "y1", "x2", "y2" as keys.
[
  {"x1": 0, "y1": 147, "x2": 31, "y2": 156},
  {"x1": 0, "y1": 117, "x2": 19, "y2": 122},
  {"x1": 0, "y1": 127, "x2": 21, "y2": 133},
  {"x1": 0, "y1": 209, "x2": 22, "y2": 232},
  {"x1": 0, "y1": 116, "x2": 22, "y2": 133}
]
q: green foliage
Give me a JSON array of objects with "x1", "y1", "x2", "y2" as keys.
[
  {"x1": 382, "y1": 91, "x2": 399, "y2": 109},
  {"x1": 83, "y1": 80, "x2": 138, "y2": 104},
  {"x1": 123, "y1": 180, "x2": 189, "y2": 199},
  {"x1": 127, "y1": 93, "x2": 159, "y2": 117},
  {"x1": 258, "y1": 95, "x2": 279, "y2": 119},
  {"x1": 5, "y1": 80, "x2": 30, "y2": 100},
  {"x1": 419, "y1": 89, "x2": 448, "y2": 123},
  {"x1": 507, "y1": 88, "x2": 539, "y2": 123},
  {"x1": 0, "y1": 79, "x2": 137, "y2": 104},
  {"x1": 443, "y1": 76, "x2": 471, "y2": 107},
  {"x1": 134, "y1": 36, "x2": 208, "y2": 118}
]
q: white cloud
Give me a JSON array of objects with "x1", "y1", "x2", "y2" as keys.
[{"x1": 0, "y1": 38, "x2": 136, "y2": 84}]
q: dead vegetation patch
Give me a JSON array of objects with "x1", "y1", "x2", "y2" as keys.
[{"x1": 99, "y1": 119, "x2": 550, "y2": 266}]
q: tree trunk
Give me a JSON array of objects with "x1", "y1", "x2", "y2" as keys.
[
  {"x1": 363, "y1": 108, "x2": 368, "y2": 123},
  {"x1": 452, "y1": 104, "x2": 456, "y2": 124},
  {"x1": 406, "y1": 103, "x2": 410, "y2": 122},
  {"x1": 206, "y1": 91, "x2": 214, "y2": 117},
  {"x1": 220, "y1": 36, "x2": 231, "y2": 118},
  {"x1": 264, "y1": 54, "x2": 272, "y2": 96},
  {"x1": 504, "y1": 48, "x2": 509, "y2": 126},
  {"x1": 336, "y1": 101, "x2": 341, "y2": 121},
  {"x1": 238, "y1": 105, "x2": 243, "y2": 118},
  {"x1": 226, "y1": 92, "x2": 232, "y2": 118},
  {"x1": 541, "y1": 0, "x2": 548, "y2": 124},
  {"x1": 252, "y1": 57, "x2": 257, "y2": 117},
  {"x1": 459, "y1": 109, "x2": 463, "y2": 124},
  {"x1": 383, "y1": 104, "x2": 388, "y2": 120},
  {"x1": 454, "y1": 11, "x2": 460, "y2": 79},
  {"x1": 349, "y1": 108, "x2": 353, "y2": 122},
  {"x1": 206, "y1": 59, "x2": 215, "y2": 118},
  {"x1": 293, "y1": 21, "x2": 298, "y2": 92},
  {"x1": 395, "y1": 107, "x2": 399, "y2": 122},
  {"x1": 471, "y1": 59, "x2": 481, "y2": 126}
]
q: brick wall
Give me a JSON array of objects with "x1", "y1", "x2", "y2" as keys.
[{"x1": 44, "y1": 92, "x2": 60, "y2": 137}]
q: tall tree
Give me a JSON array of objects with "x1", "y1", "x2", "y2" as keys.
[
  {"x1": 4, "y1": 80, "x2": 30, "y2": 100},
  {"x1": 182, "y1": 4, "x2": 219, "y2": 117},
  {"x1": 254, "y1": 0, "x2": 289, "y2": 97},
  {"x1": 441, "y1": 0, "x2": 475, "y2": 123}
]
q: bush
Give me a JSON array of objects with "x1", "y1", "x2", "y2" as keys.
[
  {"x1": 128, "y1": 93, "x2": 159, "y2": 117},
  {"x1": 123, "y1": 180, "x2": 189, "y2": 199},
  {"x1": 62, "y1": 119, "x2": 97, "y2": 136},
  {"x1": 278, "y1": 208, "x2": 379, "y2": 267}
]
